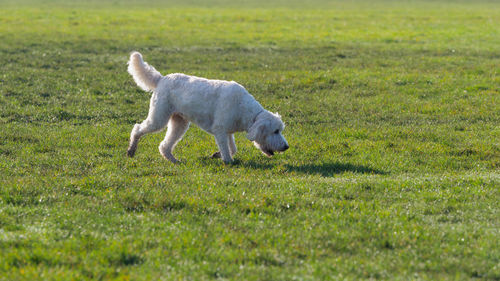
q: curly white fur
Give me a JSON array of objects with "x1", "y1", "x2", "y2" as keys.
[
  {"x1": 127, "y1": 52, "x2": 162, "y2": 92},
  {"x1": 126, "y1": 52, "x2": 289, "y2": 163}
]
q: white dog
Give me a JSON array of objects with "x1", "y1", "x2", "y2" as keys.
[{"x1": 126, "y1": 52, "x2": 289, "y2": 163}]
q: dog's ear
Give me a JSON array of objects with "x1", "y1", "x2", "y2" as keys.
[{"x1": 247, "y1": 119, "x2": 265, "y2": 141}]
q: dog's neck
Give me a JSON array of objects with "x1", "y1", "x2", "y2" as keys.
[{"x1": 246, "y1": 110, "x2": 265, "y2": 132}]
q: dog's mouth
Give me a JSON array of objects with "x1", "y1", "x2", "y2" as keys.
[
  {"x1": 265, "y1": 147, "x2": 289, "y2": 156},
  {"x1": 259, "y1": 146, "x2": 274, "y2": 157},
  {"x1": 263, "y1": 149, "x2": 274, "y2": 157}
]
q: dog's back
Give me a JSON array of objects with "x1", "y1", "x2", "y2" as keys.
[{"x1": 159, "y1": 73, "x2": 256, "y2": 133}]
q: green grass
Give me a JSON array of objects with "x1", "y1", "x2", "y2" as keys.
[{"x1": 1, "y1": 0, "x2": 499, "y2": 280}]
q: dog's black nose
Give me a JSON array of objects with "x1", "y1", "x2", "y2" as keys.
[{"x1": 283, "y1": 144, "x2": 289, "y2": 151}]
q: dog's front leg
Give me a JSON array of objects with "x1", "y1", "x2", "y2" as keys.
[
  {"x1": 228, "y1": 134, "x2": 237, "y2": 157},
  {"x1": 214, "y1": 133, "x2": 233, "y2": 163}
]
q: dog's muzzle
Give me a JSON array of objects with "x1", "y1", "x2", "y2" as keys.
[
  {"x1": 279, "y1": 144, "x2": 289, "y2": 152},
  {"x1": 267, "y1": 145, "x2": 288, "y2": 156}
]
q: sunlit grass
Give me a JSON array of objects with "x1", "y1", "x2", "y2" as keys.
[{"x1": 0, "y1": 0, "x2": 499, "y2": 280}]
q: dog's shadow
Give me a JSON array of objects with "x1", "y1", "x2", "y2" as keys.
[
  {"x1": 285, "y1": 162, "x2": 386, "y2": 176},
  {"x1": 233, "y1": 160, "x2": 387, "y2": 177}
]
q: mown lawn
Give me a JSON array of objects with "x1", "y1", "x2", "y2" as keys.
[{"x1": 0, "y1": 0, "x2": 499, "y2": 280}]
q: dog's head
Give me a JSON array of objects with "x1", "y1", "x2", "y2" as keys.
[{"x1": 247, "y1": 111, "x2": 289, "y2": 157}]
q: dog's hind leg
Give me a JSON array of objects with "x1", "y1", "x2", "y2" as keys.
[
  {"x1": 159, "y1": 113, "x2": 190, "y2": 163},
  {"x1": 127, "y1": 93, "x2": 171, "y2": 157}
]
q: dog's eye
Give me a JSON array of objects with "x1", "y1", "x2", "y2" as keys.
[{"x1": 274, "y1": 130, "x2": 279, "y2": 134}]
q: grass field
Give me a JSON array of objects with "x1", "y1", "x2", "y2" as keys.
[{"x1": 0, "y1": 0, "x2": 499, "y2": 280}]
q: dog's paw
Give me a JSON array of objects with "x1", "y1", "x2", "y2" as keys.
[
  {"x1": 127, "y1": 149, "x2": 136, "y2": 157},
  {"x1": 211, "y1": 151, "x2": 221, "y2": 159}
]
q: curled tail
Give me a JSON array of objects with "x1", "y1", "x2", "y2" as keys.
[{"x1": 127, "y1": 52, "x2": 162, "y2": 92}]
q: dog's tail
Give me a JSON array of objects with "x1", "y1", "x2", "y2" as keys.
[{"x1": 127, "y1": 52, "x2": 162, "y2": 92}]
